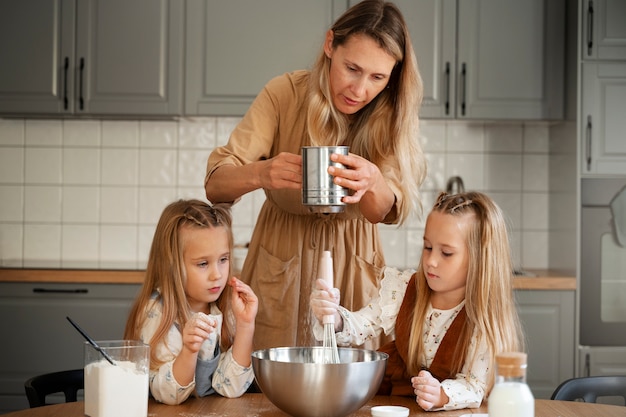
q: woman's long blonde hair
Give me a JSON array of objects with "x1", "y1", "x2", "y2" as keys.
[
  {"x1": 406, "y1": 192, "x2": 524, "y2": 391},
  {"x1": 124, "y1": 199, "x2": 234, "y2": 369},
  {"x1": 306, "y1": 0, "x2": 426, "y2": 223}
]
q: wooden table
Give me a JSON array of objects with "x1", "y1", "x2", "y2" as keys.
[{"x1": 3, "y1": 394, "x2": 625, "y2": 416}]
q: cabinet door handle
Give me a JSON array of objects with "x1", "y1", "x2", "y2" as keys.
[
  {"x1": 444, "y1": 62, "x2": 450, "y2": 115},
  {"x1": 63, "y1": 57, "x2": 69, "y2": 110},
  {"x1": 33, "y1": 288, "x2": 89, "y2": 294},
  {"x1": 586, "y1": 115, "x2": 592, "y2": 171},
  {"x1": 460, "y1": 63, "x2": 467, "y2": 116},
  {"x1": 79, "y1": 58, "x2": 85, "y2": 111},
  {"x1": 587, "y1": 0, "x2": 593, "y2": 56}
]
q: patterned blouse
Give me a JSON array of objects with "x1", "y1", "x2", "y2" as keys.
[
  {"x1": 139, "y1": 294, "x2": 254, "y2": 405},
  {"x1": 313, "y1": 266, "x2": 490, "y2": 410}
]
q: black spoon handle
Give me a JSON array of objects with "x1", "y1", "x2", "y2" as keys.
[{"x1": 66, "y1": 316, "x2": 116, "y2": 366}]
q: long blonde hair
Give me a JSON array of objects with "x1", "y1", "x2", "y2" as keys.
[
  {"x1": 306, "y1": 0, "x2": 426, "y2": 223},
  {"x1": 406, "y1": 191, "x2": 524, "y2": 391},
  {"x1": 124, "y1": 199, "x2": 234, "y2": 369}
]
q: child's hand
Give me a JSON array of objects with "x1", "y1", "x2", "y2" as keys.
[
  {"x1": 411, "y1": 370, "x2": 449, "y2": 410},
  {"x1": 181, "y1": 312, "x2": 217, "y2": 354},
  {"x1": 310, "y1": 278, "x2": 342, "y2": 329},
  {"x1": 229, "y1": 277, "x2": 258, "y2": 326}
]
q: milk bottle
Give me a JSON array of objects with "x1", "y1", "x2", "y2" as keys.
[{"x1": 488, "y1": 351, "x2": 534, "y2": 417}]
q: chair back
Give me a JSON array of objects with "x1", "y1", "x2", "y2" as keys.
[
  {"x1": 551, "y1": 375, "x2": 626, "y2": 405},
  {"x1": 24, "y1": 369, "x2": 84, "y2": 408}
]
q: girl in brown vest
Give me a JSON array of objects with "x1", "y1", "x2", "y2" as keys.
[{"x1": 311, "y1": 191, "x2": 524, "y2": 411}]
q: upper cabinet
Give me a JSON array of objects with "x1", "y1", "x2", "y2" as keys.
[
  {"x1": 185, "y1": 0, "x2": 343, "y2": 116},
  {"x1": 0, "y1": 0, "x2": 183, "y2": 116},
  {"x1": 581, "y1": 0, "x2": 626, "y2": 60},
  {"x1": 392, "y1": 0, "x2": 565, "y2": 120},
  {"x1": 579, "y1": 0, "x2": 626, "y2": 175}
]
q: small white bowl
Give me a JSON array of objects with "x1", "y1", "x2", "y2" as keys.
[{"x1": 371, "y1": 405, "x2": 410, "y2": 417}]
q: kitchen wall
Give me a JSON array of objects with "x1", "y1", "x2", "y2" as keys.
[{"x1": 0, "y1": 117, "x2": 576, "y2": 271}]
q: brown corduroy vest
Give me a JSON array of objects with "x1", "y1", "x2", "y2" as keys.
[{"x1": 377, "y1": 273, "x2": 468, "y2": 396}]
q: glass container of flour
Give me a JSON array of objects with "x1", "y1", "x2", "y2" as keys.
[{"x1": 84, "y1": 340, "x2": 149, "y2": 417}]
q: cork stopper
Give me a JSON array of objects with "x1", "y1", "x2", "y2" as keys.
[{"x1": 495, "y1": 352, "x2": 527, "y2": 378}]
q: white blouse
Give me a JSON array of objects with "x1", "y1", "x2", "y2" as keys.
[
  {"x1": 140, "y1": 297, "x2": 254, "y2": 405},
  {"x1": 313, "y1": 266, "x2": 489, "y2": 410}
]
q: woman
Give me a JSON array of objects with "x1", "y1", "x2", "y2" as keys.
[{"x1": 204, "y1": 0, "x2": 426, "y2": 350}]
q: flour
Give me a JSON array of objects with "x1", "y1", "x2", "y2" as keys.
[{"x1": 85, "y1": 359, "x2": 149, "y2": 417}]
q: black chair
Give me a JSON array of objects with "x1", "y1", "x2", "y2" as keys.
[
  {"x1": 24, "y1": 369, "x2": 84, "y2": 408},
  {"x1": 551, "y1": 375, "x2": 626, "y2": 404}
]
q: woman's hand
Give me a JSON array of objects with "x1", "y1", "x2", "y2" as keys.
[
  {"x1": 328, "y1": 152, "x2": 395, "y2": 223},
  {"x1": 181, "y1": 312, "x2": 218, "y2": 354},
  {"x1": 411, "y1": 370, "x2": 449, "y2": 410},
  {"x1": 229, "y1": 277, "x2": 258, "y2": 326},
  {"x1": 205, "y1": 152, "x2": 301, "y2": 203},
  {"x1": 258, "y1": 152, "x2": 302, "y2": 191},
  {"x1": 310, "y1": 278, "x2": 342, "y2": 331}
]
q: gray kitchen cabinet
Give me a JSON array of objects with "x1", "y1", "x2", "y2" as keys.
[
  {"x1": 0, "y1": 0, "x2": 183, "y2": 116},
  {"x1": 580, "y1": 62, "x2": 626, "y2": 174},
  {"x1": 515, "y1": 290, "x2": 575, "y2": 399},
  {"x1": 0, "y1": 282, "x2": 140, "y2": 413},
  {"x1": 388, "y1": 0, "x2": 564, "y2": 120},
  {"x1": 581, "y1": 0, "x2": 626, "y2": 60},
  {"x1": 185, "y1": 0, "x2": 344, "y2": 116}
]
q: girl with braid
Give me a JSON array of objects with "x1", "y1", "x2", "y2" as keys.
[
  {"x1": 124, "y1": 199, "x2": 258, "y2": 405},
  {"x1": 311, "y1": 191, "x2": 524, "y2": 411}
]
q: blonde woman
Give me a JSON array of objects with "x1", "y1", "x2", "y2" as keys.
[
  {"x1": 204, "y1": 0, "x2": 426, "y2": 351},
  {"x1": 124, "y1": 200, "x2": 258, "y2": 405},
  {"x1": 311, "y1": 191, "x2": 525, "y2": 411}
]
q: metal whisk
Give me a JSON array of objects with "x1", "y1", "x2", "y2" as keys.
[{"x1": 319, "y1": 251, "x2": 340, "y2": 364}]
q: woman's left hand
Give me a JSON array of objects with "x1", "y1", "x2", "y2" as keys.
[
  {"x1": 411, "y1": 370, "x2": 449, "y2": 411},
  {"x1": 329, "y1": 152, "x2": 395, "y2": 223},
  {"x1": 328, "y1": 152, "x2": 382, "y2": 204},
  {"x1": 229, "y1": 277, "x2": 258, "y2": 325}
]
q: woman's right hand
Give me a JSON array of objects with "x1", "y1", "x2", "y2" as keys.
[
  {"x1": 258, "y1": 151, "x2": 302, "y2": 191},
  {"x1": 310, "y1": 278, "x2": 342, "y2": 331},
  {"x1": 206, "y1": 152, "x2": 302, "y2": 203}
]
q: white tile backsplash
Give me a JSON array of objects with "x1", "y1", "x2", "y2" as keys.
[
  {"x1": 99, "y1": 224, "x2": 138, "y2": 268},
  {"x1": 23, "y1": 224, "x2": 61, "y2": 267},
  {"x1": 140, "y1": 121, "x2": 178, "y2": 148},
  {"x1": 102, "y1": 121, "x2": 139, "y2": 147},
  {"x1": 178, "y1": 118, "x2": 217, "y2": 149},
  {"x1": 0, "y1": 119, "x2": 24, "y2": 145},
  {"x1": 24, "y1": 185, "x2": 62, "y2": 222},
  {"x1": 0, "y1": 186, "x2": 23, "y2": 222},
  {"x1": 485, "y1": 123, "x2": 523, "y2": 152},
  {"x1": 139, "y1": 149, "x2": 177, "y2": 186},
  {"x1": 484, "y1": 154, "x2": 522, "y2": 191},
  {"x1": 0, "y1": 117, "x2": 574, "y2": 270},
  {"x1": 63, "y1": 148, "x2": 101, "y2": 184},
  {"x1": 62, "y1": 186, "x2": 100, "y2": 223},
  {"x1": 25, "y1": 148, "x2": 62, "y2": 184},
  {"x1": 25, "y1": 120, "x2": 62, "y2": 146},
  {"x1": 0, "y1": 224, "x2": 23, "y2": 267},
  {"x1": 61, "y1": 224, "x2": 99, "y2": 268},
  {"x1": 0, "y1": 148, "x2": 24, "y2": 183},
  {"x1": 101, "y1": 148, "x2": 139, "y2": 185},
  {"x1": 138, "y1": 187, "x2": 176, "y2": 224},
  {"x1": 63, "y1": 120, "x2": 101, "y2": 147}
]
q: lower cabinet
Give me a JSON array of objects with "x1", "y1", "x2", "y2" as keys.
[
  {"x1": 0, "y1": 282, "x2": 140, "y2": 413},
  {"x1": 516, "y1": 290, "x2": 576, "y2": 399}
]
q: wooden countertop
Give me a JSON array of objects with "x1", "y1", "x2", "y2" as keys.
[
  {"x1": 3, "y1": 395, "x2": 625, "y2": 417},
  {"x1": 0, "y1": 268, "x2": 576, "y2": 290}
]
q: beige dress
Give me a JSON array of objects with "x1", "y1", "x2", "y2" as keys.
[{"x1": 206, "y1": 71, "x2": 404, "y2": 350}]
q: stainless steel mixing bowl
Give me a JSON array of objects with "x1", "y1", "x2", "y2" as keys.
[{"x1": 251, "y1": 347, "x2": 388, "y2": 417}]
